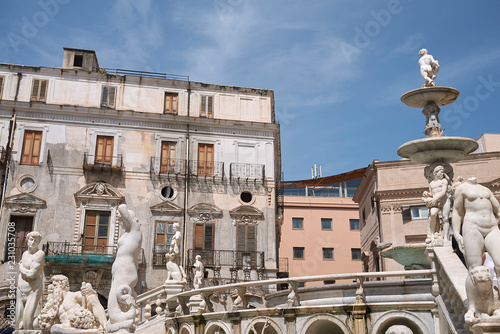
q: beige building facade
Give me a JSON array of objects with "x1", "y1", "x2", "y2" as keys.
[{"x1": 0, "y1": 48, "x2": 281, "y2": 315}]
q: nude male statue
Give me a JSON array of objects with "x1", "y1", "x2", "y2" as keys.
[
  {"x1": 452, "y1": 177, "x2": 500, "y2": 276},
  {"x1": 419, "y1": 48, "x2": 440, "y2": 87},
  {"x1": 422, "y1": 165, "x2": 452, "y2": 244},
  {"x1": 16, "y1": 231, "x2": 45, "y2": 330}
]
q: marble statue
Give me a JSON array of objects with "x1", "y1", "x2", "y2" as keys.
[
  {"x1": 16, "y1": 231, "x2": 45, "y2": 330},
  {"x1": 418, "y1": 48, "x2": 440, "y2": 87},
  {"x1": 168, "y1": 223, "x2": 182, "y2": 264},
  {"x1": 464, "y1": 266, "x2": 500, "y2": 323},
  {"x1": 193, "y1": 255, "x2": 204, "y2": 289},
  {"x1": 165, "y1": 253, "x2": 186, "y2": 284},
  {"x1": 107, "y1": 204, "x2": 142, "y2": 333},
  {"x1": 37, "y1": 275, "x2": 106, "y2": 333},
  {"x1": 385, "y1": 325, "x2": 413, "y2": 334},
  {"x1": 422, "y1": 164, "x2": 452, "y2": 245},
  {"x1": 452, "y1": 177, "x2": 500, "y2": 322},
  {"x1": 452, "y1": 177, "x2": 500, "y2": 271}
]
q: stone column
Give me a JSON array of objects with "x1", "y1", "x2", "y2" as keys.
[
  {"x1": 283, "y1": 309, "x2": 296, "y2": 334},
  {"x1": 229, "y1": 312, "x2": 241, "y2": 334}
]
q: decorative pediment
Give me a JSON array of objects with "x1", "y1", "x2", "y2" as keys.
[
  {"x1": 74, "y1": 182, "x2": 124, "y2": 203},
  {"x1": 229, "y1": 205, "x2": 264, "y2": 225},
  {"x1": 150, "y1": 201, "x2": 183, "y2": 215},
  {"x1": 188, "y1": 203, "x2": 223, "y2": 222},
  {"x1": 4, "y1": 193, "x2": 46, "y2": 213}
]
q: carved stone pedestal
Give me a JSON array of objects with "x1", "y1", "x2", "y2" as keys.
[
  {"x1": 187, "y1": 294, "x2": 204, "y2": 314},
  {"x1": 471, "y1": 321, "x2": 500, "y2": 334}
]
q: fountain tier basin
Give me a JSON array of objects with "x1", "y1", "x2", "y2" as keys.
[
  {"x1": 401, "y1": 86, "x2": 459, "y2": 108},
  {"x1": 397, "y1": 136, "x2": 478, "y2": 164}
]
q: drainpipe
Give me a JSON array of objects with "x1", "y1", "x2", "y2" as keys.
[
  {"x1": 0, "y1": 73, "x2": 22, "y2": 223},
  {"x1": 182, "y1": 82, "x2": 191, "y2": 270}
]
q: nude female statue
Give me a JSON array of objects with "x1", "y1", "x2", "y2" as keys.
[
  {"x1": 452, "y1": 177, "x2": 500, "y2": 275},
  {"x1": 107, "y1": 204, "x2": 142, "y2": 333}
]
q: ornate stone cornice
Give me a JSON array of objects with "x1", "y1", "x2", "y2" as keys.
[
  {"x1": 150, "y1": 201, "x2": 183, "y2": 216},
  {"x1": 230, "y1": 205, "x2": 264, "y2": 225},
  {"x1": 4, "y1": 193, "x2": 46, "y2": 213},
  {"x1": 188, "y1": 203, "x2": 223, "y2": 222},
  {"x1": 74, "y1": 181, "x2": 124, "y2": 203}
]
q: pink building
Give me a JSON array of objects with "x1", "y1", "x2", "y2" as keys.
[{"x1": 280, "y1": 169, "x2": 365, "y2": 286}]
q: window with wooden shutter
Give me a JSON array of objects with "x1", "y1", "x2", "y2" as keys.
[
  {"x1": 160, "y1": 141, "x2": 176, "y2": 173},
  {"x1": 83, "y1": 211, "x2": 110, "y2": 253},
  {"x1": 155, "y1": 221, "x2": 174, "y2": 253},
  {"x1": 101, "y1": 86, "x2": 116, "y2": 108},
  {"x1": 200, "y1": 95, "x2": 213, "y2": 118},
  {"x1": 164, "y1": 92, "x2": 178, "y2": 114},
  {"x1": 197, "y1": 143, "x2": 214, "y2": 177},
  {"x1": 0, "y1": 76, "x2": 4, "y2": 99},
  {"x1": 194, "y1": 223, "x2": 214, "y2": 250},
  {"x1": 236, "y1": 225, "x2": 256, "y2": 252},
  {"x1": 31, "y1": 79, "x2": 48, "y2": 102},
  {"x1": 95, "y1": 135, "x2": 114, "y2": 165},
  {"x1": 21, "y1": 130, "x2": 43, "y2": 165}
]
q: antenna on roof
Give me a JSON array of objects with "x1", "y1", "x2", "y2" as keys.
[{"x1": 311, "y1": 164, "x2": 322, "y2": 179}]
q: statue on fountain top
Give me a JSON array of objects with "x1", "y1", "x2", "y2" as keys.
[{"x1": 419, "y1": 48, "x2": 440, "y2": 88}]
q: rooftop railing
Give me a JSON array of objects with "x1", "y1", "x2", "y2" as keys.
[{"x1": 103, "y1": 68, "x2": 189, "y2": 81}]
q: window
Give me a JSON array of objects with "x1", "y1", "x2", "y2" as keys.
[
  {"x1": 200, "y1": 95, "x2": 213, "y2": 118},
  {"x1": 298, "y1": 282, "x2": 305, "y2": 288},
  {"x1": 101, "y1": 86, "x2": 116, "y2": 108},
  {"x1": 350, "y1": 219, "x2": 360, "y2": 230},
  {"x1": 164, "y1": 92, "x2": 178, "y2": 114},
  {"x1": 160, "y1": 141, "x2": 176, "y2": 173},
  {"x1": 0, "y1": 76, "x2": 4, "y2": 99},
  {"x1": 83, "y1": 211, "x2": 110, "y2": 253},
  {"x1": 95, "y1": 135, "x2": 114, "y2": 165},
  {"x1": 155, "y1": 221, "x2": 174, "y2": 253},
  {"x1": 321, "y1": 218, "x2": 332, "y2": 230},
  {"x1": 292, "y1": 218, "x2": 303, "y2": 229},
  {"x1": 324, "y1": 280, "x2": 336, "y2": 285},
  {"x1": 351, "y1": 248, "x2": 362, "y2": 260},
  {"x1": 237, "y1": 224, "x2": 256, "y2": 252},
  {"x1": 293, "y1": 247, "x2": 304, "y2": 259},
  {"x1": 73, "y1": 54, "x2": 83, "y2": 67},
  {"x1": 323, "y1": 248, "x2": 334, "y2": 260},
  {"x1": 197, "y1": 143, "x2": 214, "y2": 176},
  {"x1": 31, "y1": 79, "x2": 48, "y2": 102},
  {"x1": 403, "y1": 206, "x2": 429, "y2": 220},
  {"x1": 21, "y1": 130, "x2": 43, "y2": 165},
  {"x1": 195, "y1": 223, "x2": 214, "y2": 250}
]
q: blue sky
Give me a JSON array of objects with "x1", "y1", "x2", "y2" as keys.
[{"x1": 1, "y1": 0, "x2": 499, "y2": 181}]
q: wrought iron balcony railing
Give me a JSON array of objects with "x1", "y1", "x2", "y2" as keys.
[
  {"x1": 150, "y1": 157, "x2": 186, "y2": 176},
  {"x1": 230, "y1": 163, "x2": 265, "y2": 182},
  {"x1": 187, "y1": 249, "x2": 265, "y2": 270},
  {"x1": 44, "y1": 241, "x2": 117, "y2": 256},
  {"x1": 188, "y1": 160, "x2": 224, "y2": 178},
  {"x1": 83, "y1": 153, "x2": 123, "y2": 172}
]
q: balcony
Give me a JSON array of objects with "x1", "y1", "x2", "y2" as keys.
[
  {"x1": 149, "y1": 157, "x2": 186, "y2": 178},
  {"x1": 230, "y1": 163, "x2": 265, "y2": 183},
  {"x1": 188, "y1": 160, "x2": 224, "y2": 178},
  {"x1": 83, "y1": 153, "x2": 123, "y2": 174},
  {"x1": 187, "y1": 249, "x2": 265, "y2": 270},
  {"x1": 43, "y1": 241, "x2": 116, "y2": 267}
]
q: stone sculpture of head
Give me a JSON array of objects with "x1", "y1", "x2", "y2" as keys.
[
  {"x1": 385, "y1": 324, "x2": 414, "y2": 334},
  {"x1": 418, "y1": 48, "x2": 428, "y2": 56}
]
